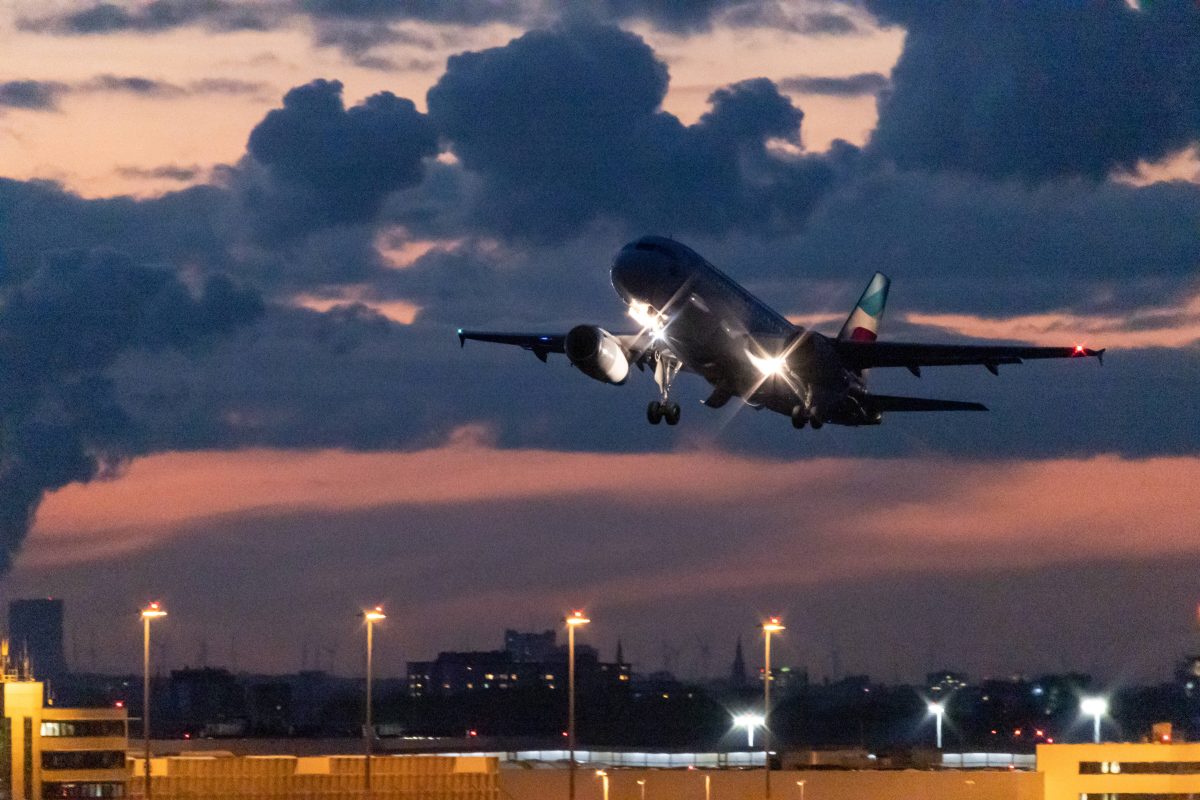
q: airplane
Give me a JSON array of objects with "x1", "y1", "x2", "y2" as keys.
[{"x1": 458, "y1": 236, "x2": 1103, "y2": 429}]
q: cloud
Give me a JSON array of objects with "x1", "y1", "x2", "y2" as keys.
[
  {"x1": 0, "y1": 250, "x2": 262, "y2": 573},
  {"x1": 18, "y1": 0, "x2": 278, "y2": 35},
  {"x1": 426, "y1": 23, "x2": 845, "y2": 240},
  {"x1": 862, "y1": 1, "x2": 1200, "y2": 180},
  {"x1": 241, "y1": 79, "x2": 439, "y2": 242},
  {"x1": 115, "y1": 164, "x2": 208, "y2": 183},
  {"x1": 0, "y1": 80, "x2": 69, "y2": 111},
  {"x1": 779, "y1": 72, "x2": 888, "y2": 97}
]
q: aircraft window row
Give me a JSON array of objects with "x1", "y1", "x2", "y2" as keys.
[
  {"x1": 1080, "y1": 761, "x2": 1200, "y2": 774},
  {"x1": 42, "y1": 782, "x2": 125, "y2": 799},
  {"x1": 40, "y1": 721, "x2": 126, "y2": 738},
  {"x1": 42, "y1": 751, "x2": 126, "y2": 770}
]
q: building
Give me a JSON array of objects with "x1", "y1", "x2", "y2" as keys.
[
  {"x1": 1039, "y1": 741, "x2": 1200, "y2": 799},
  {"x1": 127, "y1": 754, "x2": 497, "y2": 800},
  {"x1": 0, "y1": 655, "x2": 127, "y2": 800},
  {"x1": 8, "y1": 600, "x2": 66, "y2": 685},
  {"x1": 408, "y1": 630, "x2": 628, "y2": 697},
  {"x1": 504, "y1": 630, "x2": 555, "y2": 663}
]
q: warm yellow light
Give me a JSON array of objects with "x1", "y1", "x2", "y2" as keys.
[
  {"x1": 565, "y1": 610, "x2": 591, "y2": 626},
  {"x1": 141, "y1": 602, "x2": 167, "y2": 620},
  {"x1": 595, "y1": 770, "x2": 607, "y2": 777},
  {"x1": 363, "y1": 605, "x2": 386, "y2": 622},
  {"x1": 761, "y1": 616, "x2": 785, "y2": 633}
]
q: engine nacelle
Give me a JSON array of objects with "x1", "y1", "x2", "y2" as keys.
[{"x1": 565, "y1": 325, "x2": 630, "y2": 385}]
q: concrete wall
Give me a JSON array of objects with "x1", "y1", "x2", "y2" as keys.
[{"x1": 500, "y1": 768, "x2": 1044, "y2": 800}]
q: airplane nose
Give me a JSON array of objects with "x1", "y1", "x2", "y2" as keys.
[{"x1": 610, "y1": 246, "x2": 663, "y2": 304}]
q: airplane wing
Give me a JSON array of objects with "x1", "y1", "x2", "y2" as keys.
[
  {"x1": 457, "y1": 330, "x2": 566, "y2": 362},
  {"x1": 865, "y1": 394, "x2": 988, "y2": 412},
  {"x1": 834, "y1": 341, "x2": 1105, "y2": 375}
]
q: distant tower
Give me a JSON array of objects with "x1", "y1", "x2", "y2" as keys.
[
  {"x1": 731, "y1": 636, "x2": 747, "y2": 687},
  {"x1": 8, "y1": 598, "x2": 66, "y2": 681},
  {"x1": 615, "y1": 639, "x2": 625, "y2": 666}
]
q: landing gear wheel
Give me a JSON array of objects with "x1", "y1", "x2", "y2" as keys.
[
  {"x1": 790, "y1": 405, "x2": 808, "y2": 429},
  {"x1": 647, "y1": 401, "x2": 664, "y2": 425},
  {"x1": 809, "y1": 415, "x2": 824, "y2": 430},
  {"x1": 664, "y1": 402, "x2": 681, "y2": 426}
]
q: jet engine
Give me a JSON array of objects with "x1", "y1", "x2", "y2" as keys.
[{"x1": 565, "y1": 325, "x2": 630, "y2": 385}]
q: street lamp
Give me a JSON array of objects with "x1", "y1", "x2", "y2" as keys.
[
  {"x1": 1081, "y1": 696, "x2": 1108, "y2": 743},
  {"x1": 595, "y1": 770, "x2": 609, "y2": 800},
  {"x1": 761, "y1": 617, "x2": 785, "y2": 800},
  {"x1": 636, "y1": 778, "x2": 646, "y2": 800},
  {"x1": 704, "y1": 773, "x2": 711, "y2": 800},
  {"x1": 361, "y1": 606, "x2": 386, "y2": 798},
  {"x1": 796, "y1": 779, "x2": 806, "y2": 800},
  {"x1": 140, "y1": 602, "x2": 167, "y2": 800},
  {"x1": 565, "y1": 610, "x2": 591, "y2": 800},
  {"x1": 928, "y1": 701, "x2": 946, "y2": 749},
  {"x1": 733, "y1": 713, "x2": 766, "y2": 747}
]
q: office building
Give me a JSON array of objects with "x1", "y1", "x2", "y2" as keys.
[{"x1": 0, "y1": 649, "x2": 127, "y2": 800}]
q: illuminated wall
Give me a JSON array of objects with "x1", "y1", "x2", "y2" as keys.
[{"x1": 1039, "y1": 742, "x2": 1200, "y2": 800}]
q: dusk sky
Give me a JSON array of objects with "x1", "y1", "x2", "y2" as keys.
[{"x1": 1, "y1": 0, "x2": 1199, "y2": 686}]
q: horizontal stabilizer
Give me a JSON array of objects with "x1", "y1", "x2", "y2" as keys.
[{"x1": 867, "y1": 394, "x2": 988, "y2": 412}]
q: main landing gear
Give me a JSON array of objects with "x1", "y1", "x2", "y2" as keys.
[{"x1": 647, "y1": 352, "x2": 683, "y2": 426}]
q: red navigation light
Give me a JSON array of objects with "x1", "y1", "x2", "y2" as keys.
[
  {"x1": 1047, "y1": 737, "x2": 1055, "y2": 743},
  {"x1": 1074, "y1": 344, "x2": 1086, "y2": 355}
]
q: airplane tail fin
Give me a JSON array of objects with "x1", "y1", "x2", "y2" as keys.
[{"x1": 838, "y1": 272, "x2": 890, "y2": 342}]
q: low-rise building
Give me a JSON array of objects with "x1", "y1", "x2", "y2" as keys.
[
  {"x1": 1039, "y1": 741, "x2": 1200, "y2": 800},
  {"x1": 0, "y1": 671, "x2": 127, "y2": 800}
]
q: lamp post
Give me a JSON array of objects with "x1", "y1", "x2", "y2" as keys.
[
  {"x1": 636, "y1": 778, "x2": 646, "y2": 800},
  {"x1": 140, "y1": 602, "x2": 167, "y2": 800},
  {"x1": 362, "y1": 606, "x2": 386, "y2": 798},
  {"x1": 1081, "y1": 697, "x2": 1108, "y2": 744},
  {"x1": 704, "y1": 773, "x2": 711, "y2": 800},
  {"x1": 565, "y1": 610, "x2": 590, "y2": 800},
  {"x1": 761, "y1": 617, "x2": 785, "y2": 800},
  {"x1": 795, "y1": 780, "x2": 806, "y2": 800},
  {"x1": 733, "y1": 713, "x2": 765, "y2": 747},
  {"x1": 928, "y1": 701, "x2": 946, "y2": 749}
]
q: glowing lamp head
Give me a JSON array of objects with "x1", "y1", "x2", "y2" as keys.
[
  {"x1": 761, "y1": 616, "x2": 785, "y2": 633},
  {"x1": 1081, "y1": 696, "x2": 1108, "y2": 717},
  {"x1": 141, "y1": 602, "x2": 167, "y2": 620},
  {"x1": 363, "y1": 606, "x2": 386, "y2": 622},
  {"x1": 566, "y1": 610, "x2": 591, "y2": 627},
  {"x1": 595, "y1": 770, "x2": 607, "y2": 777},
  {"x1": 733, "y1": 712, "x2": 765, "y2": 730},
  {"x1": 928, "y1": 701, "x2": 945, "y2": 716}
]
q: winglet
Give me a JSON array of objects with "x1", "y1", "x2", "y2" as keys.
[
  {"x1": 457, "y1": 328, "x2": 465, "y2": 348},
  {"x1": 1097, "y1": 348, "x2": 1106, "y2": 366}
]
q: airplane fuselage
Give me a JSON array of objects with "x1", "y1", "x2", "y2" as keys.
[{"x1": 609, "y1": 236, "x2": 872, "y2": 423}]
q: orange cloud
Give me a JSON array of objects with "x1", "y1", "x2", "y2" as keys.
[{"x1": 905, "y1": 293, "x2": 1200, "y2": 349}]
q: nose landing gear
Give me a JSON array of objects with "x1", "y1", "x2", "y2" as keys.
[
  {"x1": 648, "y1": 400, "x2": 681, "y2": 425},
  {"x1": 647, "y1": 352, "x2": 683, "y2": 426}
]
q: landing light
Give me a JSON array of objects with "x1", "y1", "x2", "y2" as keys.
[{"x1": 747, "y1": 351, "x2": 788, "y2": 377}]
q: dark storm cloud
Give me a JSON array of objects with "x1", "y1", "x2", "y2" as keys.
[
  {"x1": 0, "y1": 81, "x2": 69, "y2": 111},
  {"x1": 298, "y1": 0, "x2": 525, "y2": 25},
  {"x1": 861, "y1": 0, "x2": 1200, "y2": 180},
  {"x1": 426, "y1": 23, "x2": 844, "y2": 240},
  {"x1": 779, "y1": 71, "x2": 887, "y2": 97},
  {"x1": 0, "y1": 250, "x2": 262, "y2": 573},
  {"x1": 18, "y1": 0, "x2": 278, "y2": 35},
  {"x1": 241, "y1": 79, "x2": 439, "y2": 242}
]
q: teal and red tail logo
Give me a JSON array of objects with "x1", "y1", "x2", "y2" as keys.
[{"x1": 838, "y1": 272, "x2": 890, "y2": 342}]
